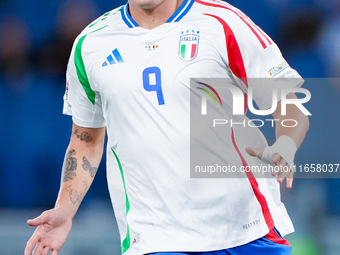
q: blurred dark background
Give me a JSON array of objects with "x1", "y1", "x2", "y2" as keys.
[{"x1": 0, "y1": 0, "x2": 339, "y2": 254}]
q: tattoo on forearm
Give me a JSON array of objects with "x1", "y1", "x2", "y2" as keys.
[
  {"x1": 82, "y1": 156, "x2": 98, "y2": 178},
  {"x1": 73, "y1": 129, "x2": 93, "y2": 142},
  {"x1": 83, "y1": 178, "x2": 89, "y2": 191},
  {"x1": 63, "y1": 149, "x2": 77, "y2": 182},
  {"x1": 65, "y1": 185, "x2": 82, "y2": 205}
]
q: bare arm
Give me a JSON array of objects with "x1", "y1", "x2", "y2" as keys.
[
  {"x1": 56, "y1": 123, "x2": 106, "y2": 218},
  {"x1": 25, "y1": 123, "x2": 106, "y2": 255},
  {"x1": 246, "y1": 93, "x2": 310, "y2": 188},
  {"x1": 272, "y1": 93, "x2": 309, "y2": 149}
]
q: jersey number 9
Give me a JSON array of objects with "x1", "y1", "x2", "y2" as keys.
[{"x1": 142, "y1": 67, "x2": 165, "y2": 105}]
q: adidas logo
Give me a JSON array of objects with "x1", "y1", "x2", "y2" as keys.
[{"x1": 102, "y1": 49, "x2": 124, "y2": 67}]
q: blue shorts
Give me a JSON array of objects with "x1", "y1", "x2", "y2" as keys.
[{"x1": 148, "y1": 228, "x2": 291, "y2": 255}]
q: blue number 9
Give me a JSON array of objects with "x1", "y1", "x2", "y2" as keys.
[{"x1": 142, "y1": 67, "x2": 164, "y2": 105}]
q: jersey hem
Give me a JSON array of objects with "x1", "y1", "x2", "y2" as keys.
[{"x1": 123, "y1": 226, "x2": 270, "y2": 255}]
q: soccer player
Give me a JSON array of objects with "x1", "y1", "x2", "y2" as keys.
[{"x1": 25, "y1": 0, "x2": 309, "y2": 254}]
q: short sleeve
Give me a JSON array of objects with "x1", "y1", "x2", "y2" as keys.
[
  {"x1": 222, "y1": 10, "x2": 304, "y2": 110},
  {"x1": 63, "y1": 36, "x2": 106, "y2": 128}
]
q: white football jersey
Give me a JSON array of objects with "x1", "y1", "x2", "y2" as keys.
[{"x1": 63, "y1": 0, "x2": 303, "y2": 254}]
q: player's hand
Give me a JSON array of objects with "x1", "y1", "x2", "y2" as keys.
[
  {"x1": 25, "y1": 207, "x2": 72, "y2": 255},
  {"x1": 245, "y1": 146, "x2": 294, "y2": 189}
]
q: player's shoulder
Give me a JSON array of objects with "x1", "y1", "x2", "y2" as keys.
[
  {"x1": 77, "y1": 5, "x2": 124, "y2": 38},
  {"x1": 192, "y1": 0, "x2": 247, "y2": 22}
]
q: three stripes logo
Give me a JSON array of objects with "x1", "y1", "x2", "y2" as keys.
[
  {"x1": 197, "y1": 82, "x2": 222, "y2": 115},
  {"x1": 102, "y1": 48, "x2": 124, "y2": 67}
]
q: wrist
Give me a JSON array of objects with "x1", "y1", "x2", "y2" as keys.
[
  {"x1": 54, "y1": 203, "x2": 77, "y2": 219},
  {"x1": 261, "y1": 135, "x2": 297, "y2": 166},
  {"x1": 55, "y1": 189, "x2": 80, "y2": 219}
]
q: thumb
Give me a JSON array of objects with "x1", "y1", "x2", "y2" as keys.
[
  {"x1": 245, "y1": 146, "x2": 263, "y2": 159},
  {"x1": 27, "y1": 213, "x2": 47, "y2": 227}
]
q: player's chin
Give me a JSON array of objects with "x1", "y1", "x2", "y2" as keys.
[{"x1": 131, "y1": 0, "x2": 165, "y2": 10}]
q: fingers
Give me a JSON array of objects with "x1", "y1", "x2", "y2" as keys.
[
  {"x1": 26, "y1": 213, "x2": 47, "y2": 255},
  {"x1": 269, "y1": 154, "x2": 284, "y2": 177},
  {"x1": 32, "y1": 243, "x2": 51, "y2": 255},
  {"x1": 25, "y1": 231, "x2": 40, "y2": 255},
  {"x1": 25, "y1": 243, "x2": 34, "y2": 255},
  {"x1": 25, "y1": 208, "x2": 67, "y2": 255},
  {"x1": 246, "y1": 147, "x2": 294, "y2": 188},
  {"x1": 271, "y1": 153, "x2": 281, "y2": 165},
  {"x1": 286, "y1": 177, "x2": 293, "y2": 189},
  {"x1": 51, "y1": 250, "x2": 59, "y2": 255},
  {"x1": 32, "y1": 241, "x2": 45, "y2": 255},
  {"x1": 27, "y1": 218, "x2": 41, "y2": 227},
  {"x1": 286, "y1": 171, "x2": 294, "y2": 189},
  {"x1": 30, "y1": 237, "x2": 56, "y2": 255},
  {"x1": 25, "y1": 239, "x2": 59, "y2": 255},
  {"x1": 27, "y1": 212, "x2": 47, "y2": 227},
  {"x1": 42, "y1": 246, "x2": 50, "y2": 255},
  {"x1": 270, "y1": 154, "x2": 294, "y2": 188},
  {"x1": 275, "y1": 157, "x2": 287, "y2": 182},
  {"x1": 245, "y1": 146, "x2": 263, "y2": 159}
]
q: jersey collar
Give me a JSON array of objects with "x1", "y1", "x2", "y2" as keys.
[{"x1": 121, "y1": 0, "x2": 195, "y2": 28}]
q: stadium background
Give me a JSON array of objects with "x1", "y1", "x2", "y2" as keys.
[{"x1": 0, "y1": 0, "x2": 339, "y2": 254}]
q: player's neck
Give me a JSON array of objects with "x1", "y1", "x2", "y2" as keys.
[{"x1": 128, "y1": 0, "x2": 184, "y2": 29}]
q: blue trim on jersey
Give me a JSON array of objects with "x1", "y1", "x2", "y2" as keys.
[
  {"x1": 121, "y1": 0, "x2": 194, "y2": 28},
  {"x1": 174, "y1": 0, "x2": 195, "y2": 22},
  {"x1": 121, "y1": 3, "x2": 139, "y2": 28},
  {"x1": 167, "y1": 0, "x2": 194, "y2": 23}
]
